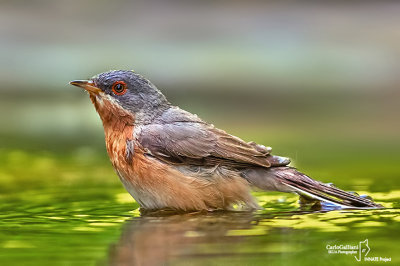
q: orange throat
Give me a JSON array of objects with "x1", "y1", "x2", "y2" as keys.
[
  {"x1": 89, "y1": 93, "x2": 135, "y2": 128},
  {"x1": 89, "y1": 93, "x2": 135, "y2": 164}
]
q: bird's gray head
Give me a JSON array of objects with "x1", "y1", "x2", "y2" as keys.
[{"x1": 70, "y1": 70, "x2": 170, "y2": 124}]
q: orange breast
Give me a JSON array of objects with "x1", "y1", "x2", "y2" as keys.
[
  {"x1": 91, "y1": 94, "x2": 257, "y2": 211},
  {"x1": 108, "y1": 132, "x2": 257, "y2": 211}
]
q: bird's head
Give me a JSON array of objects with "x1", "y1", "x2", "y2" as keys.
[{"x1": 70, "y1": 70, "x2": 170, "y2": 125}]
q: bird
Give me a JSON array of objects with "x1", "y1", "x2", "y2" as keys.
[{"x1": 70, "y1": 70, "x2": 382, "y2": 211}]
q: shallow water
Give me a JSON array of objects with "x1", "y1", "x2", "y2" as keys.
[{"x1": 0, "y1": 149, "x2": 399, "y2": 265}]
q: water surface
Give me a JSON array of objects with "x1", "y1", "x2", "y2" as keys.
[{"x1": 0, "y1": 149, "x2": 399, "y2": 265}]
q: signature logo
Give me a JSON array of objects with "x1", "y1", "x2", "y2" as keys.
[{"x1": 326, "y1": 239, "x2": 391, "y2": 262}]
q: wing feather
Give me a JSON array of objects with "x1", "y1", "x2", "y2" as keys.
[
  {"x1": 138, "y1": 121, "x2": 290, "y2": 168},
  {"x1": 136, "y1": 107, "x2": 289, "y2": 168}
]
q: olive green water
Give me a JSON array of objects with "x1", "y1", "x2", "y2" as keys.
[{"x1": 0, "y1": 137, "x2": 399, "y2": 266}]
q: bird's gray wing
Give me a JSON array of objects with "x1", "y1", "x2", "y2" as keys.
[{"x1": 137, "y1": 120, "x2": 289, "y2": 168}]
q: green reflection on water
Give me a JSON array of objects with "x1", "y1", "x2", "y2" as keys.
[{"x1": 0, "y1": 149, "x2": 399, "y2": 265}]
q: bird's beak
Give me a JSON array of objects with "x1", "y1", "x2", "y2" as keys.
[{"x1": 69, "y1": 80, "x2": 102, "y2": 94}]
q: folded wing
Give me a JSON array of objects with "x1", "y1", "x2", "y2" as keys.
[{"x1": 137, "y1": 119, "x2": 289, "y2": 168}]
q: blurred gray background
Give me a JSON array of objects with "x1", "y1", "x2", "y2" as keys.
[{"x1": 0, "y1": 1, "x2": 399, "y2": 161}]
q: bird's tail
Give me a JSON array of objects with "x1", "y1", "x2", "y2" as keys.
[{"x1": 242, "y1": 166, "x2": 383, "y2": 209}]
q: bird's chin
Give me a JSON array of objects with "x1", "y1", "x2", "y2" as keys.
[{"x1": 87, "y1": 90, "x2": 103, "y2": 98}]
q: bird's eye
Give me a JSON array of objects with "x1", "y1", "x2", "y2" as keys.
[{"x1": 111, "y1": 81, "x2": 127, "y2": 95}]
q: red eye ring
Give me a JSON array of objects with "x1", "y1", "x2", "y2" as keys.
[{"x1": 111, "y1": 81, "x2": 127, "y2": 95}]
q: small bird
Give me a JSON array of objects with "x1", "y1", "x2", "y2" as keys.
[{"x1": 70, "y1": 70, "x2": 381, "y2": 211}]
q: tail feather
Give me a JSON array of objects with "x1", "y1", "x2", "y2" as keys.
[{"x1": 243, "y1": 167, "x2": 382, "y2": 209}]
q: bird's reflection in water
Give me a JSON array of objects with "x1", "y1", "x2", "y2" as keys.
[
  {"x1": 108, "y1": 210, "x2": 253, "y2": 266},
  {"x1": 107, "y1": 208, "x2": 318, "y2": 266}
]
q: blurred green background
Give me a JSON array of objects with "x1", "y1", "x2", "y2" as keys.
[{"x1": 0, "y1": 1, "x2": 399, "y2": 265}]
